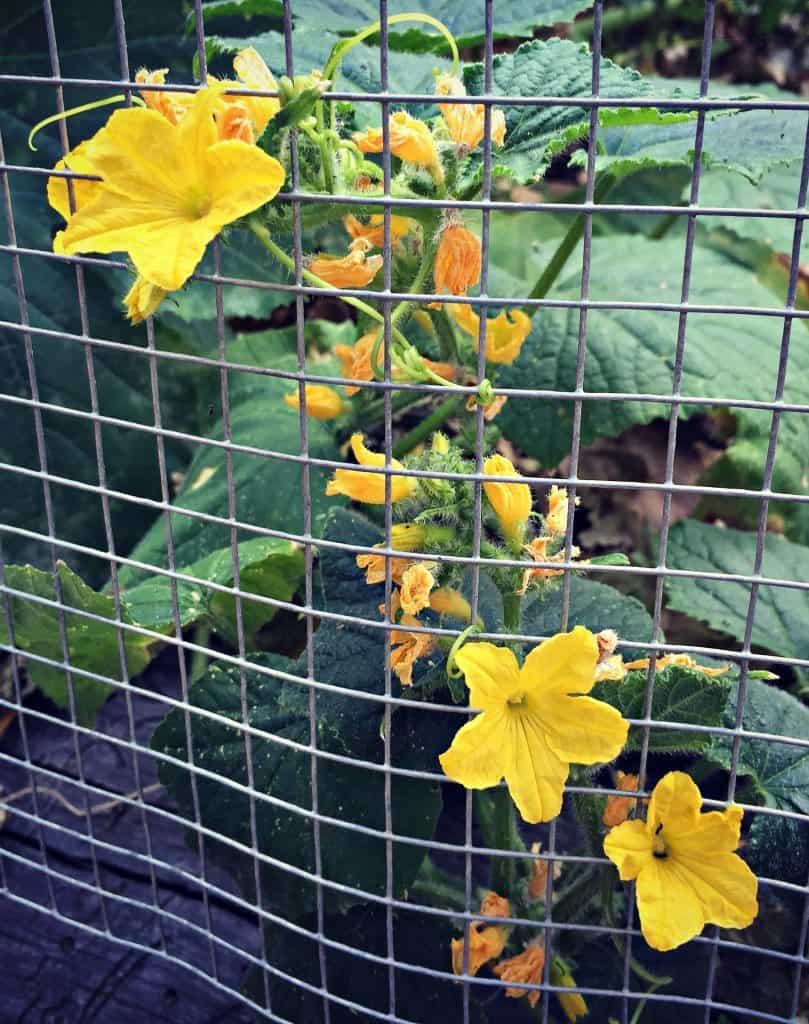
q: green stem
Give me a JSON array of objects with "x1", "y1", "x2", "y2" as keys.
[
  {"x1": 502, "y1": 592, "x2": 521, "y2": 632},
  {"x1": 474, "y1": 789, "x2": 526, "y2": 897},
  {"x1": 323, "y1": 13, "x2": 459, "y2": 84},
  {"x1": 392, "y1": 395, "x2": 463, "y2": 458},
  {"x1": 523, "y1": 173, "x2": 617, "y2": 310},
  {"x1": 248, "y1": 218, "x2": 411, "y2": 349},
  {"x1": 431, "y1": 308, "x2": 460, "y2": 364},
  {"x1": 412, "y1": 856, "x2": 468, "y2": 911}
]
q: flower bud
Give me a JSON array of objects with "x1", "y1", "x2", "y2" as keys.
[
  {"x1": 284, "y1": 384, "x2": 346, "y2": 420},
  {"x1": 483, "y1": 454, "x2": 533, "y2": 544},
  {"x1": 124, "y1": 276, "x2": 167, "y2": 323}
]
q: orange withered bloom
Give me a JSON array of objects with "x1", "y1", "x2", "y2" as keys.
[
  {"x1": 467, "y1": 392, "x2": 509, "y2": 421},
  {"x1": 519, "y1": 537, "x2": 587, "y2": 594},
  {"x1": 354, "y1": 111, "x2": 439, "y2": 168},
  {"x1": 390, "y1": 616, "x2": 437, "y2": 687},
  {"x1": 356, "y1": 551, "x2": 412, "y2": 585},
  {"x1": 309, "y1": 239, "x2": 383, "y2": 289},
  {"x1": 435, "y1": 72, "x2": 506, "y2": 150},
  {"x1": 429, "y1": 587, "x2": 472, "y2": 621},
  {"x1": 135, "y1": 68, "x2": 193, "y2": 125},
  {"x1": 622, "y1": 652, "x2": 732, "y2": 677},
  {"x1": 451, "y1": 892, "x2": 512, "y2": 977},
  {"x1": 343, "y1": 213, "x2": 412, "y2": 248},
  {"x1": 545, "y1": 485, "x2": 579, "y2": 538},
  {"x1": 434, "y1": 223, "x2": 482, "y2": 296},
  {"x1": 493, "y1": 946, "x2": 545, "y2": 1007},
  {"x1": 603, "y1": 771, "x2": 641, "y2": 829},
  {"x1": 399, "y1": 562, "x2": 437, "y2": 616},
  {"x1": 334, "y1": 332, "x2": 375, "y2": 395}
]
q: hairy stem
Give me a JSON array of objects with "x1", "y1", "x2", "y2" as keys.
[{"x1": 392, "y1": 395, "x2": 464, "y2": 458}]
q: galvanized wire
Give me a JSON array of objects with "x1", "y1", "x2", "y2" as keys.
[{"x1": 1, "y1": 1, "x2": 808, "y2": 1022}]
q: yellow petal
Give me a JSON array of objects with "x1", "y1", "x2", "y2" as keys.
[
  {"x1": 646, "y1": 770, "x2": 702, "y2": 838},
  {"x1": 439, "y1": 708, "x2": 511, "y2": 791},
  {"x1": 454, "y1": 642, "x2": 522, "y2": 710},
  {"x1": 483, "y1": 453, "x2": 532, "y2": 542},
  {"x1": 522, "y1": 626, "x2": 599, "y2": 698},
  {"x1": 540, "y1": 693, "x2": 628, "y2": 765},
  {"x1": 47, "y1": 141, "x2": 101, "y2": 221},
  {"x1": 635, "y1": 857, "x2": 707, "y2": 951},
  {"x1": 123, "y1": 275, "x2": 167, "y2": 323},
  {"x1": 284, "y1": 384, "x2": 346, "y2": 420},
  {"x1": 325, "y1": 433, "x2": 414, "y2": 504},
  {"x1": 232, "y1": 46, "x2": 280, "y2": 136},
  {"x1": 673, "y1": 850, "x2": 758, "y2": 933},
  {"x1": 204, "y1": 140, "x2": 285, "y2": 231},
  {"x1": 503, "y1": 708, "x2": 569, "y2": 823},
  {"x1": 603, "y1": 818, "x2": 653, "y2": 881}
]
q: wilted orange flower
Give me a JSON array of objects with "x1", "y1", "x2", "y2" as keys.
[
  {"x1": 434, "y1": 223, "x2": 482, "y2": 296},
  {"x1": 603, "y1": 771, "x2": 641, "y2": 829},
  {"x1": 400, "y1": 562, "x2": 437, "y2": 616},
  {"x1": 435, "y1": 72, "x2": 506, "y2": 150},
  {"x1": 326, "y1": 433, "x2": 415, "y2": 504},
  {"x1": 467, "y1": 392, "x2": 509, "y2": 421},
  {"x1": 390, "y1": 617, "x2": 437, "y2": 687},
  {"x1": 356, "y1": 551, "x2": 412, "y2": 585},
  {"x1": 451, "y1": 303, "x2": 532, "y2": 364},
  {"x1": 284, "y1": 384, "x2": 346, "y2": 420},
  {"x1": 354, "y1": 111, "x2": 439, "y2": 168},
  {"x1": 451, "y1": 892, "x2": 512, "y2": 977},
  {"x1": 135, "y1": 67, "x2": 193, "y2": 125},
  {"x1": 493, "y1": 946, "x2": 545, "y2": 1007},
  {"x1": 519, "y1": 537, "x2": 587, "y2": 593},
  {"x1": 309, "y1": 239, "x2": 383, "y2": 289},
  {"x1": 596, "y1": 629, "x2": 619, "y2": 660},
  {"x1": 343, "y1": 213, "x2": 412, "y2": 248},
  {"x1": 527, "y1": 841, "x2": 556, "y2": 900},
  {"x1": 594, "y1": 655, "x2": 627, "y2": 682},
  {"x1": 334, "y1": 332, "x2": 454, "y2": 395}
]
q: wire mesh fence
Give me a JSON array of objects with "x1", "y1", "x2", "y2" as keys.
[{"x1": 1, "y1": 0, "x2": 808, "y2": 1021}]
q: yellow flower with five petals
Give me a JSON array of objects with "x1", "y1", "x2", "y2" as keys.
[
  {"x1": 451, "y1": 302, "x2": 532, "y2": 364},
  {"x1": 49, "y1": 83, "x2": 285, "y2": 293},
  {"x1": 439, "y1": 628, "x2": 628, "y2": 823},
  {"x1": 603, "y1": 770, "x2": 758, "y2": 951}
]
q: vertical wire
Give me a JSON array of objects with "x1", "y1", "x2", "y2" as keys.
[
  {"x1": 378, "y1": 0, "x2": 397, "y2": 1016},
  {"x1": 704, "y1": 111, "x2": 809, "y2": 1024},
  {"x1": 280, "y1": 3, "x2": 331, "y2": 1019},
  {"x1": 544, "y1": 5, "x2": 604, "y2": 1021},
  {"x1": 192, "y1": 0, "x2": 273, "y2": 1005},
  {"x1": 99, "y1": 0, "x2": 167, "y2": 949},
  {"x1": 623, "y1": 5, "x2": 717, "y2": 1021},
  {"x1": 462, "y1": 3, "x2": 496, "y2": 1020}
]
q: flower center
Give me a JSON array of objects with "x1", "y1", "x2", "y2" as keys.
[
  {"x1": 652, "y1": 822, "x2": 668, "y2": 859},
  {"x1": 185, "y1": 187, "x2": 212, "y2": 220},
  {"x1": 507, "y1": 690, "x2": 527, "y2": 708}
]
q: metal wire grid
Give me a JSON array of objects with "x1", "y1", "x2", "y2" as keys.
[{"x1": 0, "y1": 0, "x2": 808, "y2": 1020}]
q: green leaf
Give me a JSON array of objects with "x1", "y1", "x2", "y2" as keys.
[
  {"x1": 122, "y1": 535, "x2": 304, "y2": 646},
  {"x1": 594, "y1": 665, "x2": 730, "y2": 753},
  {"x1": 498, "y1": 239, "x2": 809, "y2": 469},
  {"x1": 0, "y1": 561, "x2": 153, "y2": 726},
  {"x1": 201, "y1": 0, "x2": 595, "y2": 50},
  {"x1": 708, "y1": 677, "x2": 809, "y2": 885},
  {"x1": 575, "y1": 105, "x2": 809, "y2": 184},
  {"x1": 521, "y1": 576, "x2": 654, "y2": 648},
  {"x1": 694, "y1": 160, "x2": 806, "y2": 254},
  {"x1": 463, "y1": 39, "x2": 690, "y2": 185},
  {"x1": 245, "y1": 905, "x2": 488, "y2": 1023},
  {"x1": 117, "y1": 328, "x2": 343, "y2": 588},
  {"x1": 665, "y1": 519, "x2": 809, "y2": 664}
]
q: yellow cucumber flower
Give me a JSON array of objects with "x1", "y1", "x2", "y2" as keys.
[
  {"x1": 434, "y1": 223, "x2": 482, "y2": 296},
  {"x1": 399, "y1": 562, "x2": 437, "y2": 616},
  {"x1": 354, "y1": 111, "x2": 439, "y2": 167},
  {"x1": 284, "y1": 384, "x2": 346, "y2": 420},
  {"x1": 50, "y1": 83, "x2": 285, "y2": 293},
  {"x1": 343, "y1": 213, "x2": 412, "y2": 248},
  {"x1": 483, "y1": 454, "x2": 533, "y2": 543},
  {"x1": 47, "y1": 140, "x2": 102, "y2": 220},
  {"x1": 124, "y1": 276, "x2": 168, "y2": 323},
  {"x1": 435, "y1": 72, "x2": 506, "y2": 150},
  {"x1": 309, "y1": 240, "x2": 383, "y2": 289},
  {"x1": 451, "y1": 302, "x2": 532, "y2": 364},
  {"x1": 603, "y1": 770, "x2": 758, "y2": 951},
  {"x1": 440, "y1": 628, "x2": 628, "y2": 823},
  {"x1": 326, "y1": 433, "x2": 415, "y2": 505},
  {"x1": 493, "y1": 945, "x2": 545, "y2": 1008}
]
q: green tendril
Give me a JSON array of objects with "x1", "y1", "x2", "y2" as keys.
[
  {"x1": 29, "y1": 94, "x2": 146, "y2": 151},
  {"x1": 446, "y1": 623, "x2": 482, "y2": 680}
]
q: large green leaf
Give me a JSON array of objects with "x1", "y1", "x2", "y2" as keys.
[
  {"x1": 521, "y1": 576, "x2": 654, "y2": 647},
  {"x1": 0, "y1": 561, "x2": 154, "y2": 726},
  {"x1": 121, "y1": 535, "x2": 304, "y2": 645},
  {"x1": 498, "y1": 239, "x2": 809, "y2": 472},
  {"x1": 664, "y1": 520, "x2": 809, "y2": 664},
  {"x1": 594, "y1": 664, "x2": 730, "y2": 753},
  {"x1": 463, "y1": 39, "x2": 690, "y2": 185},
  {"x1": 707, "y1": 678, "x2": 809, "y2": 882},
  {"x1": 574, "y1": 105, "x2": 809, "y2": 184},
  {"x1": 152, "y1": 508, "x2": 456, "y2": 921},
  {"x1": 117, "y1": 328, "x2": 342, "y2": 587},
  {"x1": 201, "y1": 0, "x2": 595, "y2": 50}
]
